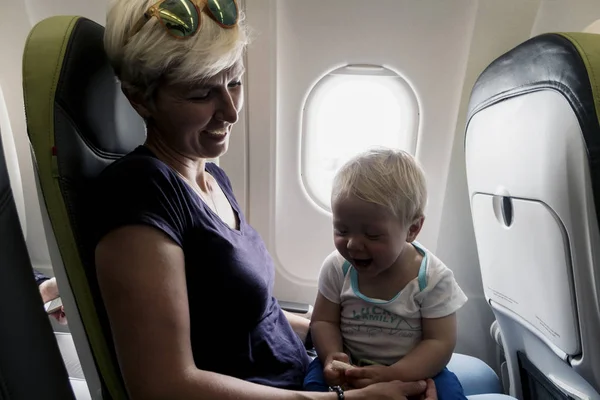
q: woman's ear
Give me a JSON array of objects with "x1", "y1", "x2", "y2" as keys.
[
  {"x1": 121, "y1": 85, "x2": 152, "y2": 119},
  {"x1": 406, "y1": 216, "x2": 425, "y2": 242}
]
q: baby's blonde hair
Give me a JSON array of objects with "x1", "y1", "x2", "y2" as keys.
[
  {"x1": 332, "y1": 148, "x2": 428, "y2": 226},
  {"x1": 104, "y1": 0, "x2": 250, "y2": 100}
]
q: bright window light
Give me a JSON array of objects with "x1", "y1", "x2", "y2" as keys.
[{"x1": 301, "y1": 65, "x2": 419, "y2": 211}]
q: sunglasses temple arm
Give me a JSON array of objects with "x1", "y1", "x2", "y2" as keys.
[{"x1": 129, "y1": 13, "x2": 150, "y2": 40}]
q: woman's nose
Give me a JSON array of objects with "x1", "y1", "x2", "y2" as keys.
[{"x1": 215, "y1": 91, "x2": 240, "y2": 124}]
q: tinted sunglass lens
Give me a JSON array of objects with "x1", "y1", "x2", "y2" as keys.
[
  {"x1": 207, "y1": 0, "x2": 238, "y2": 26},
  {"x1": 158, "y1": 0, "x2": 199, "y2": 37}
]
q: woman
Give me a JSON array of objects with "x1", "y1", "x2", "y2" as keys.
[{"x1": 93, "y1": 0, "x2": 439, "y2": 399}]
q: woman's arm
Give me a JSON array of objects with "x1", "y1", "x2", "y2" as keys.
[
  {"x1": 282, "y1": 309, "x2": 310, "y2": 343},
  {"x1": 96, "y1": 225, "x2": 336, "y2": 400}
]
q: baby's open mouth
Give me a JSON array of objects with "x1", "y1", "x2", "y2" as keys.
[{"x1": 353, "y1": 258, "x2": 373, "y2": 268}]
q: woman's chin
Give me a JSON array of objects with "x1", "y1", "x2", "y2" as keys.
[{"x1": 198, "y1": 138, "x2": 230, "y2": 159}]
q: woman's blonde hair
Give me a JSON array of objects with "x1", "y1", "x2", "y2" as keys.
[
  {"x1": 104, "y1": 0, "x2": 250, "y2": 100},
  {"x1": 332, "y1": 148, "x2": 428, "y2": 226}
]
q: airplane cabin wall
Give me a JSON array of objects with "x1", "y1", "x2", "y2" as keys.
[
  {"x1": 3, "y1": 0, "x2": 600, "y2": 377},
  {"x1": 245, "y1": 0, "x2": 478, "y2": 303},
  {"x1": 531, "y1": 0, "x2": 600, "y2": 36}
]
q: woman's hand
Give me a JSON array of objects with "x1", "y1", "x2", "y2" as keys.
[
  {"x1": 421, "y1": 379, "x2": 438, "y2": 400},
  {"x1": 323, "y1": 352, "x2": 351, "y2": 387},
  {"x1": 345, "y1": 379, "x2": 437, "y2": 400}
]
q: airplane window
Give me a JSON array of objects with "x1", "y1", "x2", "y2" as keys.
[{"x1": 301, "y1": 65, "x2": 419, "y2": 211}]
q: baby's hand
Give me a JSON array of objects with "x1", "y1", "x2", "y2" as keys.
[
  {"x1": 324, "y1": 352, "x2": 352, "y2": 386},
  {"x1": 345, "y1": 365, "x2": 392, "y2": 389},
  {"x1": 331, "y1": 360, "x2": 354, "y2": 371}
]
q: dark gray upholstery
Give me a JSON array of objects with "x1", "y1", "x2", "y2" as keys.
[{"x1": 0, "y1": 133, "x2": 74, "y2": 399}]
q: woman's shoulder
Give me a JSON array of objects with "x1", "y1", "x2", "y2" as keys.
[
  {"x1": 92, "y1": 146, "x2": 191, "y2": 218},
  {"x1": 91, "y1": 146, "x2": 192, "y2": 247},
  {"x1": 94, "y1": 147, "x2": 193, "y2": 205},
  {"x1": 98, "y1": 146, "x2": 176, "y2": 184}
]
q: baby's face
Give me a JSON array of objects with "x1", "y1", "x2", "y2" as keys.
[{"x1": 331, "y1": 195, "x2": 410, "y2": 279}]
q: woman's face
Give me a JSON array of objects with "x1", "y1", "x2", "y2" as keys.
[{"x1": 143, "y1": 60, "x2": 244, "y2": 160}]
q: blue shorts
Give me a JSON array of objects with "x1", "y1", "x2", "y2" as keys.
[{"x1": 303, "y1": 357, "x2": 467, "y2": 400}]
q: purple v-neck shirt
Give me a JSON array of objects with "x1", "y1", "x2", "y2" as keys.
[{"x1": 92, "y1": 146, "x2": 309, "y2": 389}]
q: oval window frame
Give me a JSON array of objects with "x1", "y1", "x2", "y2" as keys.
[{"x1": 300, "y1": 64, "x2": 420, "y2": 212}]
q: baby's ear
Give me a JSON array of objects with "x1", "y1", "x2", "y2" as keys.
[{"x1": 406, "y1": 216, "x2": 425, "y2": 242}]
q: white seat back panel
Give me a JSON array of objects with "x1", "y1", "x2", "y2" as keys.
[
  {"x1": 471, "y1": 194, "x2": 579, "y2": 355},
  {"x1": 466, "y1": 91, "x2": 582, "y2": 203},
  {"x1": 466, "y1": 90, "x2": 586, "y2": 357}
]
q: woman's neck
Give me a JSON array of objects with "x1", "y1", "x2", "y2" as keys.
[{"x1": 144, "y1": 134, "x2": 209, "y2": 191}]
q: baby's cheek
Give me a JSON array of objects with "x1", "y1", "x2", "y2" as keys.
[{"x1": 333, "y1": 239, "x2": 348, "y2": 254}]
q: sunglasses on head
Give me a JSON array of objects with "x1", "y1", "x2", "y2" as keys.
[{"x1": 130, "y1": 0, "x2": 238, "y2": 39}]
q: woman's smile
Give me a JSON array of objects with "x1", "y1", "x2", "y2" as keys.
[{"x1": 202, "y1": 127, "x2": 229, "y2": 142}]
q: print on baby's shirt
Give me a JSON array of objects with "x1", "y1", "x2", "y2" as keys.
[{"x1": 343, "y1": 305, "x2": 420, "y2": 338}]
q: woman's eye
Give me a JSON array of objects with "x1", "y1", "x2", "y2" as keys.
[
  {"x1": 366, "y1": 234, "x2": 381, "y2": 240},
  {"x1": 228, "y1": 80, "x2": 242, "y2": 88},
  {"x1": 189, "y1": 92, "x2": 211, "y2": 101}
]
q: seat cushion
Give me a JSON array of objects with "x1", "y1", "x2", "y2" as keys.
[
  {"x1": 70, "y1": 378, "x2": 92, "y2": 400},
  {"x1": 448, "y1": 353, "x2": 503, "y2": 396},
  {"x1": 55, "y1": 332, "x2": 84, "y2": 380}
]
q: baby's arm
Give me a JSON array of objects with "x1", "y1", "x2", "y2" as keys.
[
  {"x1": 386, "y1": 313, "x2": 457, "y2": 381},
  {"x1": 311, "y1": 293, "x2": 344, "y2": 361},
  {"x1": 387, "y1": 260, "x2": 466, "y2": 382},
  {"x1": 311, "y1": 293, "x2": 352, "y2": 386},
  {"x1": 310, "y1": 253, "x2": 354, "y2": 386}
]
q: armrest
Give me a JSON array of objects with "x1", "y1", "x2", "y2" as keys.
[
  {"x1": 490, "y1": 320, "x2": 504, "y2": 350},
  {"x1": 277, "y1": 300, "x2": 316, "y2": 351},
  {"x1": 277, "y1": 300, "x2": 311, "y2": 314}
]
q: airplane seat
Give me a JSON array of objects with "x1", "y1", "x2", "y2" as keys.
[
  {"x1": 22, "y1": 15, "x2": 508, "y2": 399},
  {"x1": 0, "y1": 94, "x2": 75, "y2": 399},
  {"x1": 466, "y1": 32, "x2": 600, "y2": 399},
  {"x1": 23, "y1": 15, "x2": 144, "y2": 400},
  {"x1": 1, "y1": 82, "x2": 92, "y2": 399}
]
